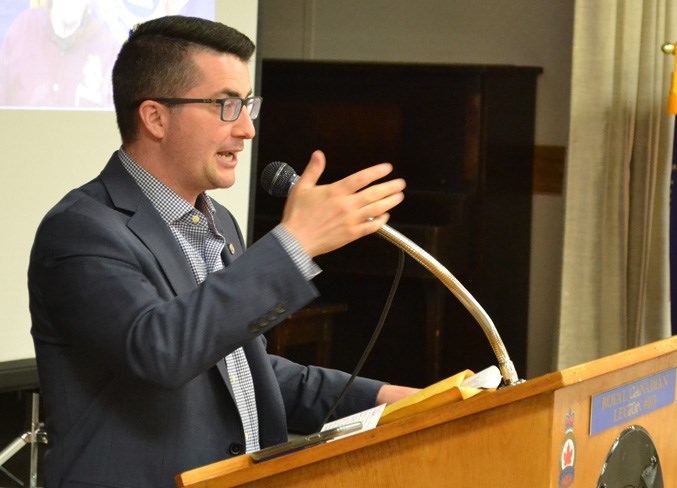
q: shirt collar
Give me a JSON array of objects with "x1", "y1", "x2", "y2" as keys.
[{"x1": 118, "y1": 148, "x2": 218, "y2": 224}]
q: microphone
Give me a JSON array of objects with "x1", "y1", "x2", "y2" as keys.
[
  {"x1": 260, "y1": 161, "x2": 523, "y2": 386},
  {"x1": 261, "y1": 161, "x2": 300, "y2": 197}
]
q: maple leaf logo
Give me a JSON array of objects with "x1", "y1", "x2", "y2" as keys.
[{"x1": 562, "y1": 440, "x2": 574, "y2": 467}]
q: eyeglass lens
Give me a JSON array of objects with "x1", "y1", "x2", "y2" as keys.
[{"x1": 222, "y1": 98, "x2": 261, "y2": 121}]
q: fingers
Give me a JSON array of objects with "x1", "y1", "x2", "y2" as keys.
[
  {"x1": 359, "y1": 189, "x2": 405, "y2": 222},
  {"x1": 356, "y1": 177, "x2": 406, "y2": 208},
  {"x1": 362, "y1": 213, "x2": 391, "y2": 232},
  {"x1": 293, "y1": 150, "x2": 326, "y2": 192},
  {"x1": 335, "y1": 162, "x2": 396, "y2": 194},
  {"x1": 280, "y1": 152, "x2": 406, "y2": 257},
  {"x1": 317, "y1": 155, "x2": 406, "y2": 225},
  {"x1": 339, "y1": 171, "x2": 405, "y2": 227},
  {"x1": 296, "y1": 151, "x2": 402, "y2": 198}
]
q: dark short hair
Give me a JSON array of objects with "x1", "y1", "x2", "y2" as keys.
[{"x1": 112, "y1": 15, "x2": 256, "y2": 144}]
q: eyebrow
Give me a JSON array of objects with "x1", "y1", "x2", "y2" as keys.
[{"x1": 216, "y1": 88, "x2": 253, "y2": 98}]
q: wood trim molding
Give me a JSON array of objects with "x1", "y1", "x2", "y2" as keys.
[{"x1": 533, "y1": 145, "x2": 566, "y2": 194}]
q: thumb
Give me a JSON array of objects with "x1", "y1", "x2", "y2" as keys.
[{"x1": 294, "y1": 150, "x2": 326, "y2": 190}]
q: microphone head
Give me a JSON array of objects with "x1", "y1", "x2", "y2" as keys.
[{"x1": 261, "y1": 161, "x2": 299, "y2": 197}]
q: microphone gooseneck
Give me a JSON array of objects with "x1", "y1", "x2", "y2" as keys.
[{"x1": 260, "y1": 161, "x2": 523, "y2": 387}]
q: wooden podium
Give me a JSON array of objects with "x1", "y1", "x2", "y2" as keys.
[{"x1": 176, "y1": 336, "x2": 677, "y2": 487}]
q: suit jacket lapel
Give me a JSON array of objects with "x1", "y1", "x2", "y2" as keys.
[
  {"x1": 99, "y1": 153, "x2": 196, "y2": 296},
  {"x1": 212, "y1": 204, "x2": 245, "y2": 266},
  {"x1": 128, "y1": 207, "x2": 198, "y2": 295},
  {"x1": 99, "y1": 153, "x2": 251, "y2": 405}
]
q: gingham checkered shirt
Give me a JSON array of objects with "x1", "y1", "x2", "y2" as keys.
[{"x1": 119, "y1": 149, "x2": 269, "y2": 452}]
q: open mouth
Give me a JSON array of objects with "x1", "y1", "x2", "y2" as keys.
[{"x1": 218, "y1": 152, "x2": 235, "y2": 162}]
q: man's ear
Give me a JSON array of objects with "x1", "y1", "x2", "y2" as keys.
[{"x1": 137, "y1": 100, "x2": 168, "y2": 140}]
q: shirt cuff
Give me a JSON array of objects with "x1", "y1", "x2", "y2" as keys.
[{"x1": 271, "y1": 224, "x2": 322, "y2": 280}]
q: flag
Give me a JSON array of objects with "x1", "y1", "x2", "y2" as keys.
[
  {"x1": 671, "y1": 121, "x2": 677, "y2": 335},
  {"x1": 669, "y1": 42, "x2": 677, "y2": 335}
]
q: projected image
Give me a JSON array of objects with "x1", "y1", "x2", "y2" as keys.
[{"x1": 0, "y1": 0, "x2": 215, "y2": 110}]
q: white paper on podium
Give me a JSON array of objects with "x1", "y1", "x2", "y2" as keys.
[{"x1": 460, "y1": 365, "x2": 502, "y2": 389}]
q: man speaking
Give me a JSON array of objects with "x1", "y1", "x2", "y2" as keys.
[{"x1": 28, "y1": 15, "x2": 418, "y2": 488}]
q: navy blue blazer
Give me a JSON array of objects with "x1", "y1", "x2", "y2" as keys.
[{"x1": 29, "y1": 152, "x2": 383, "y2": 487}]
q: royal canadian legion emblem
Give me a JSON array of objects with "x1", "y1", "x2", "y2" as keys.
[{"x1": 559, "y1": 410, "x2": 576, "y2": 487}]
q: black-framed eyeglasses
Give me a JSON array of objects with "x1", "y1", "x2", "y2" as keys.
[{"x1": 140, "y1": 96, "x2": 263, "y2": 122}]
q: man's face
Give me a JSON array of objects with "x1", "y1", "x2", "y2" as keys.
[{"x1": 160, "y1": 50, "x2": 256, "y2": 203}]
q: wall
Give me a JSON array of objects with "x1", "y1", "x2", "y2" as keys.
[
  {"x1": 0, "y1": 2, "x2": 259, "y2": 365},
  {"x1": 259, "y1": 0, "x2": 574, "y2": 377}
]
